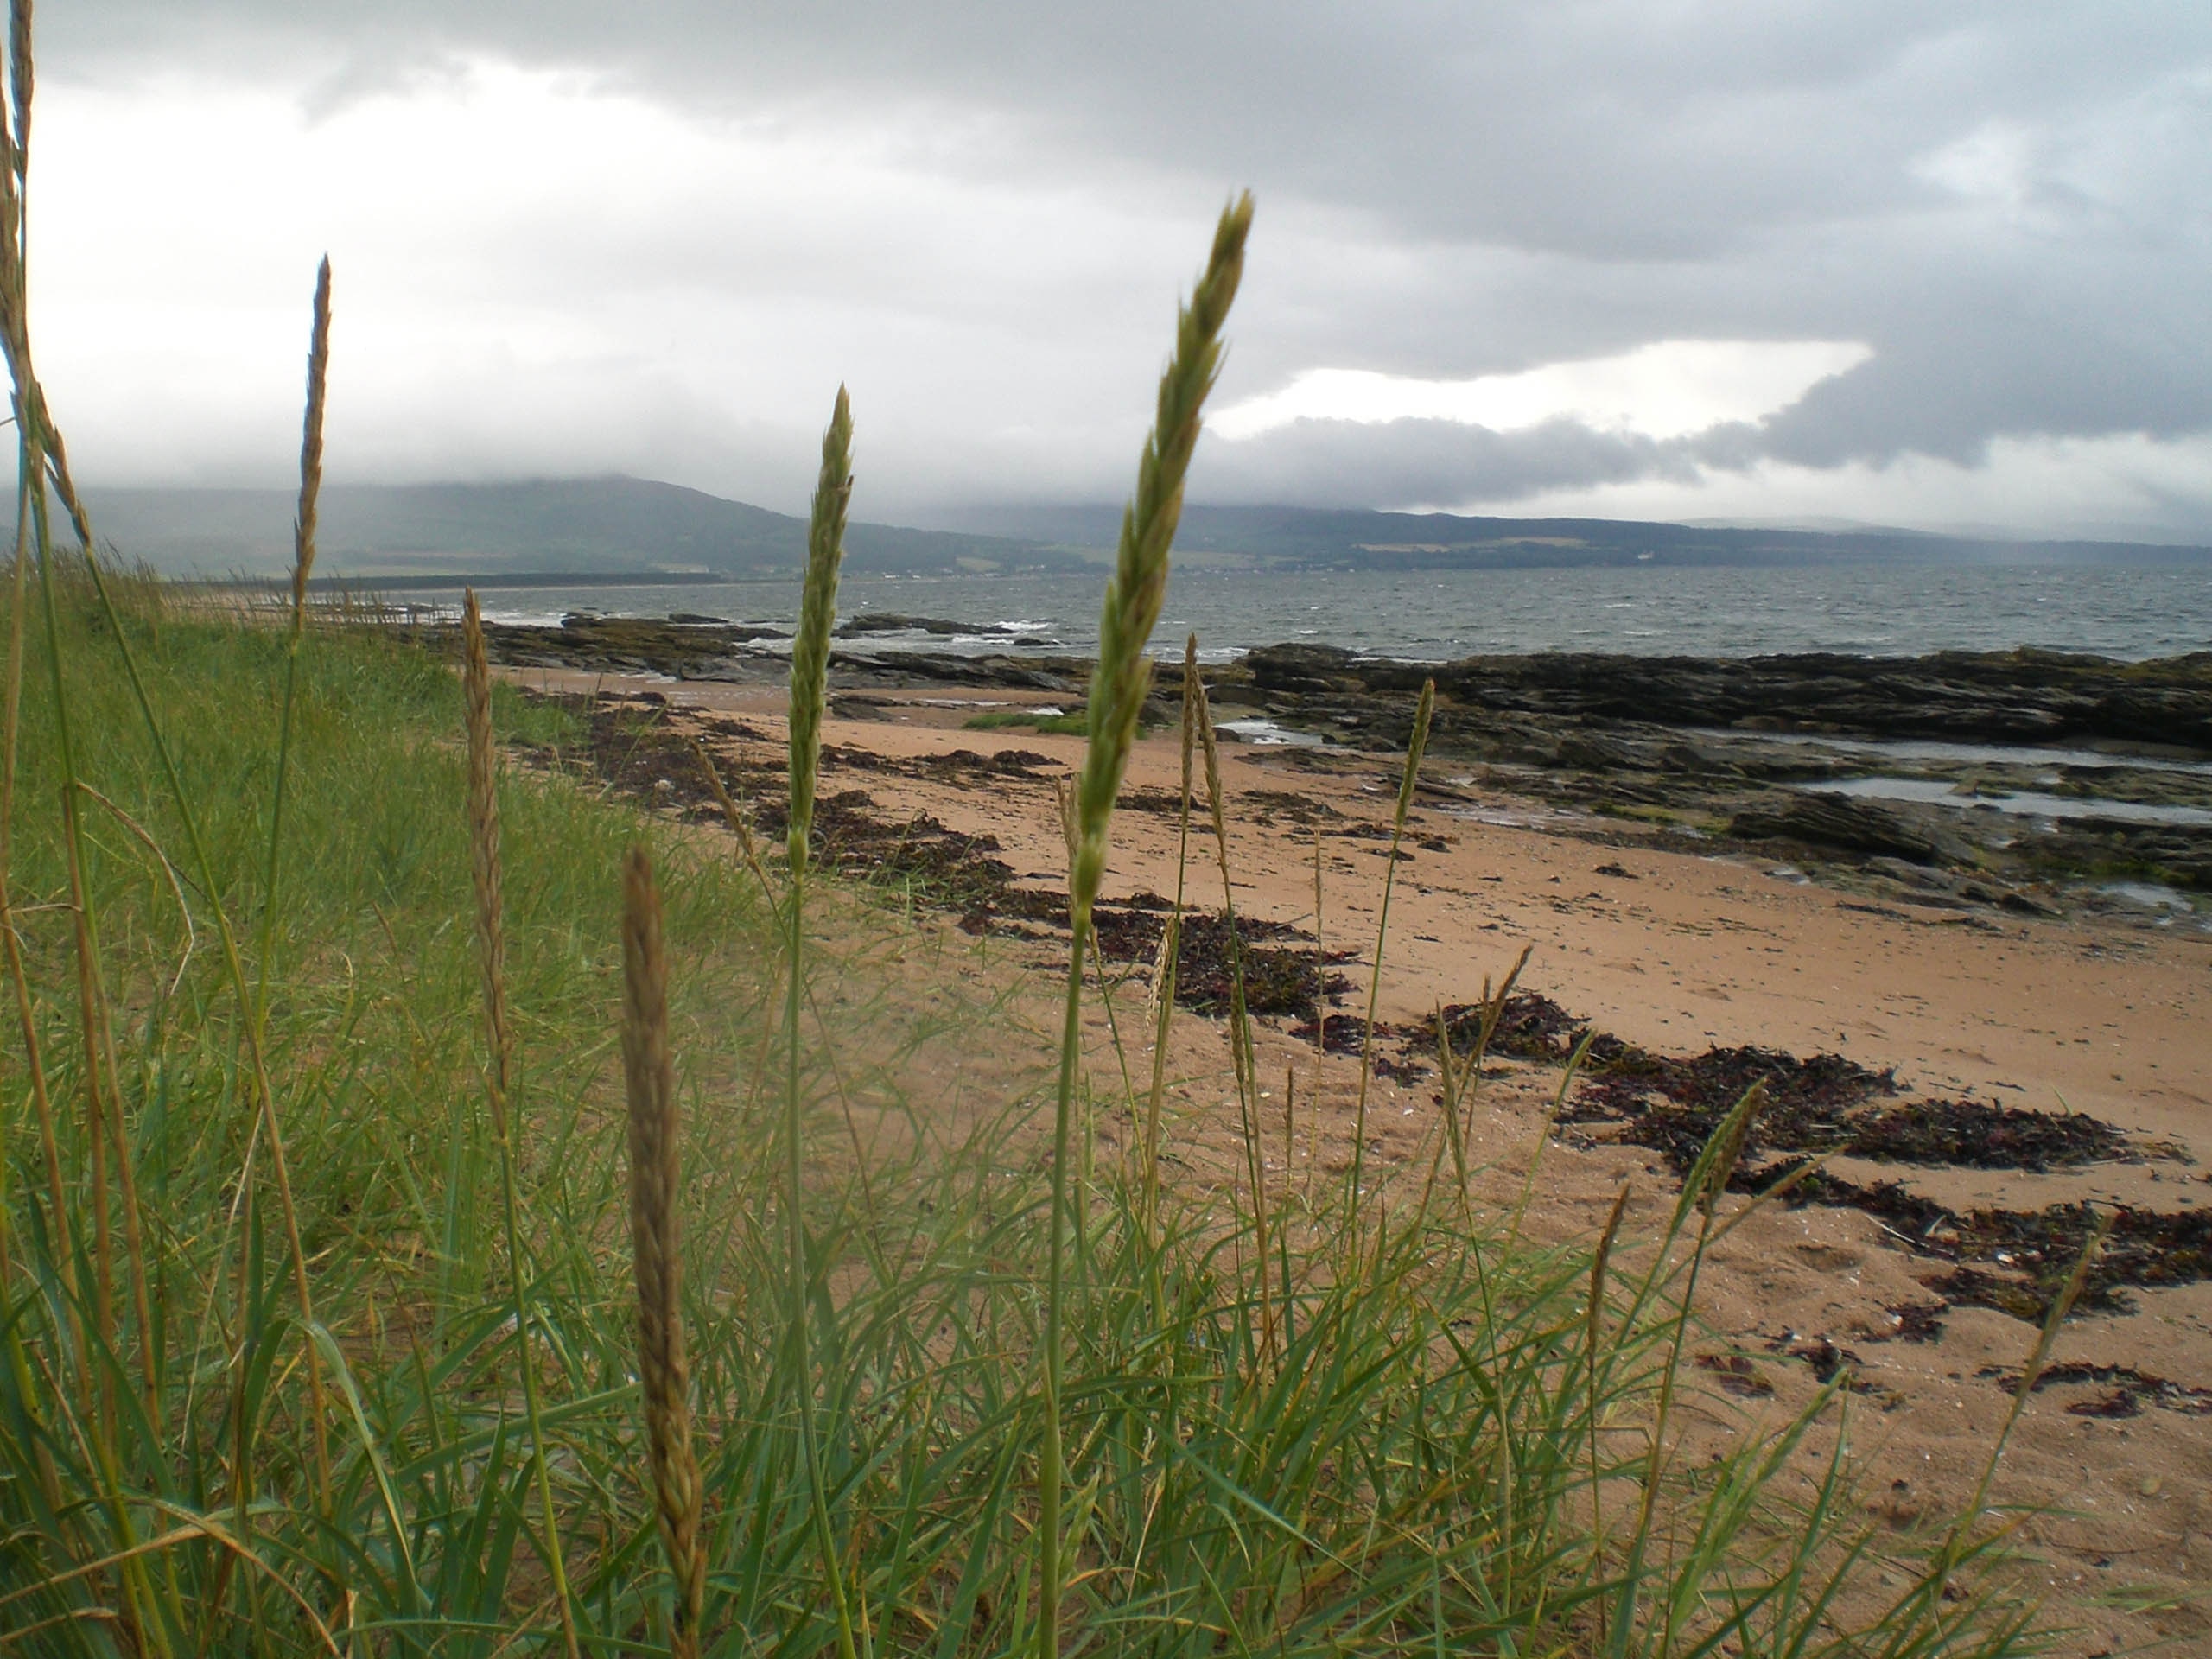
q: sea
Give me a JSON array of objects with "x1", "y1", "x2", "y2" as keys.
[{"x1": 381, "y1": 562, "x2": 2212, "y2": 664}]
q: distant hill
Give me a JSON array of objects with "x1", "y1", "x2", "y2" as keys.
[
  {"x1": 932, "y1": 503, "x2": 2212, "y2": 569},
  {"x1": 82, "y1": 476, "x2": 1072, "y2": 579},
  {"x1": 81, "y1": 477, "x2": 2210, "y2": 581}
]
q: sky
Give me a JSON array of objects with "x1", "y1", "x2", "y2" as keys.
[{"x1": 27, "y1": 3, "x2": 2212, "y2": 538}]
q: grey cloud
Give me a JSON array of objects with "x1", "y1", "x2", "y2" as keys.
[
  {"x1": 54, "y1": 3, "x2": 2209, "y2": 255},
  {"x1": 40, "y1": 3, "x2": 2212, "y2": 525}
]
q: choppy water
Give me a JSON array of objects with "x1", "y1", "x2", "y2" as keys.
[{"x1": 396, "y1": 561, "x2": 2212, "y2": 664}]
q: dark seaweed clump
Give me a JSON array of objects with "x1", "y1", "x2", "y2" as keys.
[
  {"x1": 1978, "y1": 1362, "x2": 2212, "y2": 1418},
  {"x1": 552, "y1": 697, "x2": 1357, "y2": 1020},
  {"x1": 1285, "y1": 1012, "x2": 1431, "y2": 1080},
  {"x1": 1438, "y1": 992, "x2": 1592, "y2": 1063},
  {"x1": 1915, "y1": 1202, "x2": 2212, "y2": 1320},
  {"x1": 1562, "y1": 1034, "x2": 2130, "y2": 1177},
  {"x1": 1884, "y1": 1301, "x2": 1948, "y2": 1344},
  {"x1": 1454, "y1": 980, "x2": 2192, "y2": 1323},
  {"x1": 1290, "y1": 1012, "x2": 1372, "y2": 1058},
  {"x1": 1091, "y1": 908, "x2": 1356, "y2": 1021},
  {"x1": 1568, "y1": 1045, "x2": 1900, "y2": 1168},
  {"x1": 1845, "y1": 1100, "x2": 2131, "y2": 1169}
]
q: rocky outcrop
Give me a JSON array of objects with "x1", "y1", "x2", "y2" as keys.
[
  {"x1": 430, "y1": 614, "x2": 782, "y2": 676},
  {"x1": 836, "y1": 614, "x2": 1021, "y2": 637},
  {"x1": 1728, "y1": 794, "x2": 1957, "y2": 864},
  {"x1": 1243, "y1": 644, "x2": 2212, "y2": 752}
]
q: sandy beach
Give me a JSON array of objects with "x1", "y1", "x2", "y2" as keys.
[{"x1": 509, "y1": 661, "x2": 2211, "y2": 1655}]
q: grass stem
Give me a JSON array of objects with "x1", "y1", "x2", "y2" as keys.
[
  {"x1": 1044, "y1": 194, "x2": 1251, "y2": 1659},
  {"x1": 785, "y1": 386, "x2": 863, "y2": 1659},
  {"x1": 464, "y1": 590, "x2": 582, "y2": 1658}
]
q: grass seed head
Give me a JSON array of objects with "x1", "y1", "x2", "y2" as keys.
[
  {"x1": 461, "y1": 588, "x2": 511, "y2": 1121},
  {"x1": 1394, "y1": 679, "x2": 1435, "y2": 829},
  {"x1": 1142, "y1": 910, "x2": 1179, "y2": 1033},
  {"x1": 1700, "y1": 1080, "x2": 1764, "y2": 1219},
  {"x1": 7, "y1": 0, "x2": 27, "y2": 164},
  {"x1": 1179, "y1": 632, "x2": 1199, "y2": 809},
  {"x1": 1071, "y1": 195, "x2": 1251, "y2": 920},
  {"x1": 289, "y1": 257, "x2": 331, "y2": 626},
  {"x1": 788, "y1": 385, "x2": 854, "y2": 875},
  {"x1": 620, "y1": 845, "x2": 707, "y2": 1652}
]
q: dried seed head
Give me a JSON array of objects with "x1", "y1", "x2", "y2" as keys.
[
  {"x1": 1054, "y1": 772, "x2": 1079, "y2": 877},
  {"x1": 620, "y1": 846, "x2": 706, "y2": 1651},
  {"x1": 291, "y1": 257, "x2": 331, "y2": 629},
  {"x1": 7, "y1": 0, "x2": 28, "y2": 163},
  {"x1": 1194, "y1": 670, "x2": 1228, "y2": 857}
]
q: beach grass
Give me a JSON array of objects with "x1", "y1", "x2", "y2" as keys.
[
  {"x1": 0, "y1": 567, "x2": 2048, "y2": 1651},
  {"x1": 0, "y1": 10, "x2": 2061, "y2": 1649},
  {"x1": 0, "y1": 378, "x2": 2044, "y2": 1659}
]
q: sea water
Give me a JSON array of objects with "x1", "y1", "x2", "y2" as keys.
[{"x1": 404, "y1": 561, "x2": 2212, "y2": 664}]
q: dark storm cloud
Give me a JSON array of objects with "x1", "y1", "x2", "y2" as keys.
[
  {"x1": 39, "y1": 3, "x2": 2212, "y2": 525},
  {"x1": 53, "y1": 3, "x2": 2202, "y2": 252}
]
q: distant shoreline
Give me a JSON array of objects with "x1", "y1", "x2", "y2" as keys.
[{"x1": 186, "y1": 569, "x2": 779, "y2": 592}]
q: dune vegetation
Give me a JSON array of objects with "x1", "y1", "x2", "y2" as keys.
[{"x1": 0, "y1": 10, "x2": 2082, "y2": 1655}]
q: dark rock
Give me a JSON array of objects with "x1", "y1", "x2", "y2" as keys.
[
  {"x1": 853, "y1": 652, "x2": 1081, "y2": 693},
  {"x1": 1245, "y1": 644, "x2": 2212, "y2": 752},
  {"x1": 1729, "y1": 793, "x2": 1948, "y2": 863},
  {"x1": 1556, "y1": 733, "x2": 1641, "y2": 771},
  {"x1": 837, "y1": 613, "x2": 1014, "y2": 637}
]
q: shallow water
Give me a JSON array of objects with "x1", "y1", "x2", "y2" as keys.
[
  {"x1": 1805, "y1": 777, "x2": 2212, "y2": 827},
  {"x1": 1711, "y1": 729, "x2": 2212, "y2": 777},
  {"x1": 2101, "y1": 881, "x2": 2197, "y2": 912},
  {"x1": 1216, "y1": 716, "x2": 1325, "y2": 748},
  {"x1": 393, "y1": 561, "x2": 2212, "y2": 664}
]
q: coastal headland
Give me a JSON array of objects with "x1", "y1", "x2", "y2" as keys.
[{"x1": 435, "y1": 606, "x2": 2212, "y2": 1653}]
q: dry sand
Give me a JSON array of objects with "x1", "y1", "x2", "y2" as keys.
[{"x1": 518, "y1": 665, "x2": 2212, "y2": 1655}]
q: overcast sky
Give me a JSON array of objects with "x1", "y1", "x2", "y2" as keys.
[{"x1": 29, "y1": 3, "x2": 2212, "y2": 537}]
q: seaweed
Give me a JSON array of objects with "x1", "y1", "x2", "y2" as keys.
[
  {"x1": 1091, "y1": 908, "x2": 1356, "y2": 1020},
  {"x1": 1435, "y1": 992, "x2": 1593, "y2": 1062},
  {"x1": 1879, "y1": 1301, "x2": 1948, "y2": 1344},
  {"x1": 1694, "y1": 1354, "x2": 1775, "y2": 1398},
  {"x1": 1845, "y1": 1098, "x2": 2129, "y2": 1169},
  {"x1": 1790, "y1": 1339, "x2": 1876, "y2": 1391},
  {"x1": 1977, "y1": 1362, "x2": 2212, "y2": 1417},
  {"x1": 1289, "y1": 1012, "x2": 1375, "y2": 1058},
  {"x1": 1567, "y1": 1040, "x2": 2128, "y2": 1177},
  {"x1": 566, "y1": 700, "x2": 1360, "y2": 1020}
]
